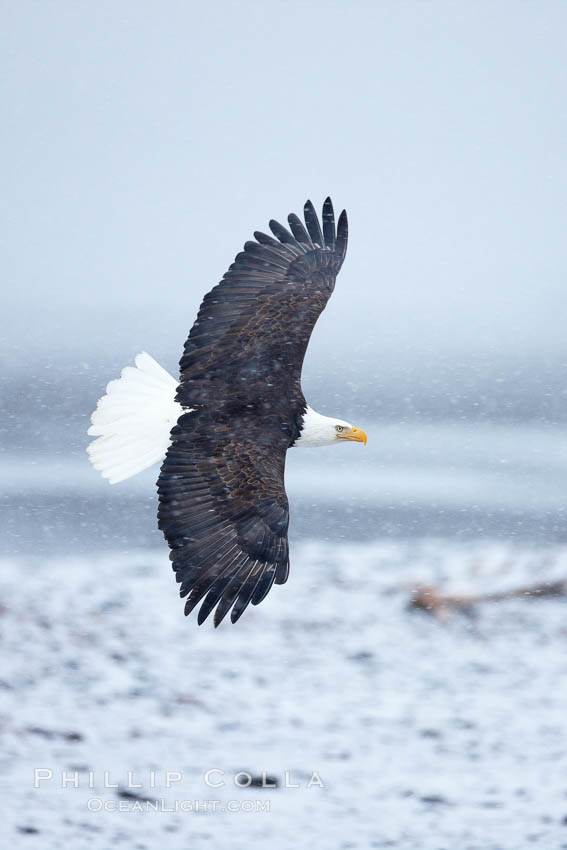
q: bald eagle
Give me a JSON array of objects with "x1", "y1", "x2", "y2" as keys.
[{"x1": 87, "y1": 198, "x2": 366, "y2": 626}]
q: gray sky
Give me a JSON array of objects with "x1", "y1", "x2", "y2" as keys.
[{"x1": 3, "y1": 0, "x2": 567, "y2": 377}]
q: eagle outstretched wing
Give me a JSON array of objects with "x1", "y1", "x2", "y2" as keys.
[{"x1": 158, "y1": 198, "x2": 348, "y2": 625}]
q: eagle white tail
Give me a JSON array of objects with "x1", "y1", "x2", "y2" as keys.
[{"x1": 87, "y1": 352, "x2": 182, "y2": 484}]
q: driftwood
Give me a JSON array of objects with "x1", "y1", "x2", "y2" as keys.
[{"x1": 408, "y1": 579, "x2": 567, "y2": 618}]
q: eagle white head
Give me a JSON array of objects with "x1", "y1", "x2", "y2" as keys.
[{"x1": 294, "y1": 406, "x2": 367, "y2": 448}]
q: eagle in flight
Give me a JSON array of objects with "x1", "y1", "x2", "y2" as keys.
[{"x1": 87, "y1": 198, "x2": 366, "y2": 626}]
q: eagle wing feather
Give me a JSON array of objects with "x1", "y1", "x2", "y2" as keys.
[{"x1": 158, "y1": 198, "x2": 347, "y2": 625}]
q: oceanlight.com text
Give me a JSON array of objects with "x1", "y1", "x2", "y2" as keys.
[{"x1": 87, "y1": 798, "x2": 271, "y2": 813}]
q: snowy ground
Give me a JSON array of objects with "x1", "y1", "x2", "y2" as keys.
[{"x1": 2, "y1": 538, "x2": 567, "y2": 849}]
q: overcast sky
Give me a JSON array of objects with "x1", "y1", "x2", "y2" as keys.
[{"x1": 3, "y1": 0, "x2": 567, "y2": 379}]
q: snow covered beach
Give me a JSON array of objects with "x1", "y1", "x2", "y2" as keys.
[{"x1": 2, "y1": 536, "x2": 567, "y2": 849}]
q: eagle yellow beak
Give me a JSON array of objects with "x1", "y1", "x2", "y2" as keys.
[{"x1": 338, "y1": 426, "x2": 367, "y2": 445}]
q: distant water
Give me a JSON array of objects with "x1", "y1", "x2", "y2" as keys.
[{"x1": 2, "y1": 421, "x2": 565, "y2": 555}]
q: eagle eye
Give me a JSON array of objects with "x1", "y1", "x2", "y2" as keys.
[{"x1": 335, "y1": 425, "x2": 344, "y2": 432}]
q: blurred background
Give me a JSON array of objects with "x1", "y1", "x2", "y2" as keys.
[{"x1": 2, "y1": 2, "x2": 567, "y2": 848}]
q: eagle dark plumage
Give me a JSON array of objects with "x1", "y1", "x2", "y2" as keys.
[{"x1": 88, "y1": 198, "x2": 366, "y2": 626}]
